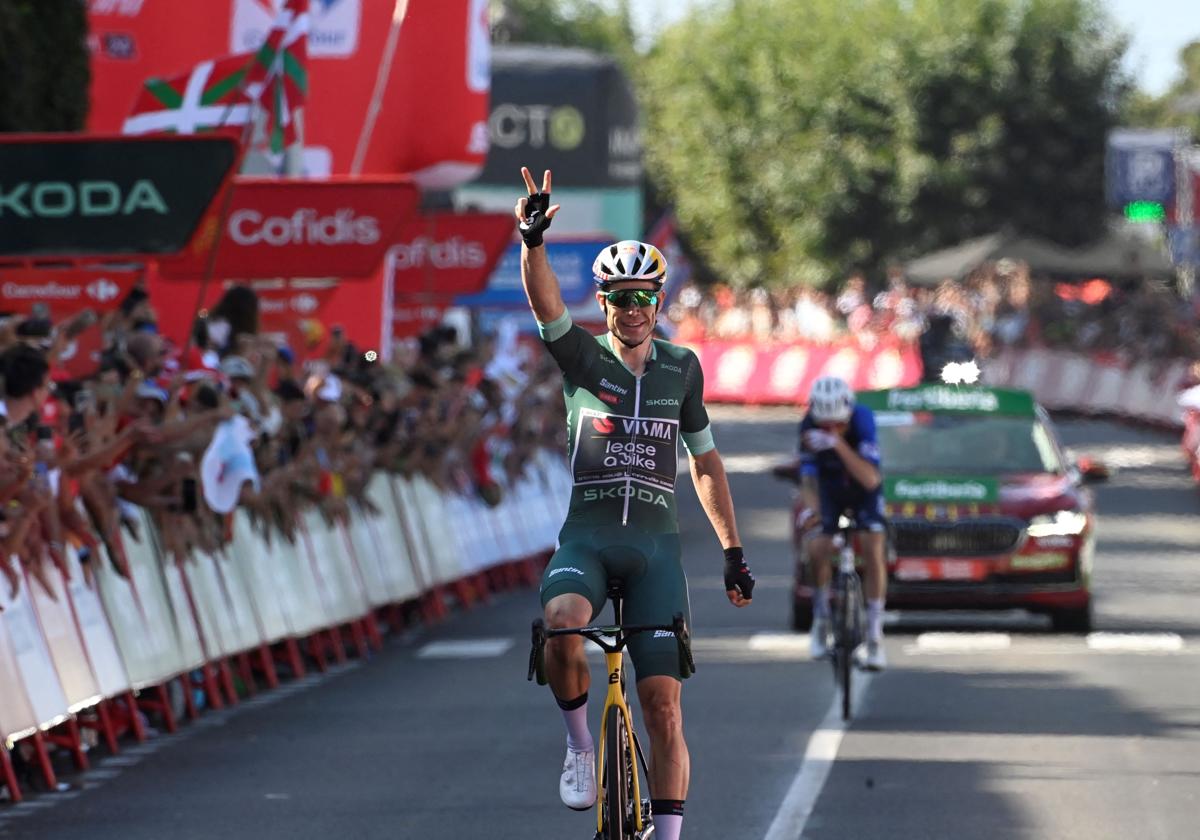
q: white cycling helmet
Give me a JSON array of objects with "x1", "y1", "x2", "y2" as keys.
[
  {"x1": 808, "y1": 375, "x2": 855, "y2": 423},
  {"x1": 592, "y1": 240, "x2": 667, "y2": 289}
]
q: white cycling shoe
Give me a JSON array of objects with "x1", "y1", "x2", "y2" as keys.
[
  {"x1": 809, "y1": 617, "x2": 832, "y2": 660},
  {"x1": 559, "y1": 746, "x2": 596, "y2": 811},
  {"x1": 855, "y1": 639, "x2": 887, "y2": 672}
]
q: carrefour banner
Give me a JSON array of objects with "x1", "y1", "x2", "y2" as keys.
[
  {"x1": 475, "y1": 46, "x2": 641, "y2": 188},
  {"x1": 0, "y1": 135, "x2": 237, "y2": 258}
]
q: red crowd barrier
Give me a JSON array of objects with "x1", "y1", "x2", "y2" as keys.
[
  {"x1": 687, "y1": 338, "x2": 923, "y2": 404},
  {"x1": 0, "y1": 456, "x2": 569, "y2": 802}
]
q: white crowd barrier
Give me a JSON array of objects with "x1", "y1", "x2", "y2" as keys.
[
  {"x1": 983, "y1": 347, "x2": 1191, "y2": 429},
  {"x1": 0, "y1": 455, "x2": 569, "y2": 793}
]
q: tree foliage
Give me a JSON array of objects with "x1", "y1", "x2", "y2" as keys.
[
  {"x1": 491, "y1": 0, "x2": 637, "y2": 65},
  {"x1": 1124, "y1": 40, "x2": 1200, "y2": 139},
  {"x1": 0, "y1": 1, "x2": 90, "y2": 132},
  {"x1": 640, "y1": 0, "x2": 1130, "y2": 286}
]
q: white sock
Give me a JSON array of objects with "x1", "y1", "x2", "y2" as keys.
[
  {"x1": 653, "y1": 814, "x2": 683, "y2": 840},
  {"x1": 556, "y1": 695, "x2": 593, "y2": 751},
  {"x1": 867, "y1": 599, "x2": 885, "y2": 642},
  {"x1": 813, "y1": 586, "x2": 831, "y2": 619}
]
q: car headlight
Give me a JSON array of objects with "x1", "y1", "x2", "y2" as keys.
[{"x1": 1027, "y1": 510, "x2": 1088, "y2": 538}]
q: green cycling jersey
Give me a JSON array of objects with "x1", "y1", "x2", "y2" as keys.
[{"x1": 539, "y1": 310, "x2": 715, "y2": 534}]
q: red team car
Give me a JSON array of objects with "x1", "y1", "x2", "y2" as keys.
[{"x1": 788, "y1": 385, "x2": 1107, "y2": 633}]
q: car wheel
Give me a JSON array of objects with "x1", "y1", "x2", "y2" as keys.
[{"x1": 1051, "y1": 602, "x2": 1092, "y2": 634}]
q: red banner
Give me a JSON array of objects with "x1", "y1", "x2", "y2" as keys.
[
  {"x1": 157, "y1": 177, "x2": 418, "y2": 280},
  {"x1": 87, "y1": 0, "x2": 489, "y2": 186},
  {"x1": 0, "y1": 267, "x2": 141, "y2": 316},
  {"x1": 690, "y1": 339, "x2": 923, "y2": 404},
  {"x1": 148, "y1": 273, "x2": 387, "y2": 362},
  {"x1": 389, "y1": 211, "x2": 514, "y2": 295},
  {"x1": 392, "y1": 302, "x2": 448, "y2": 339}
]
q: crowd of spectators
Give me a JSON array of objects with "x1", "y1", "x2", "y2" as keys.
[
  {"x1": 665, "y1": 260, "x2": 1200, "y2": 365},
  {"x1": 0, "y1": 285, "x2": 565, "y2": 602}
]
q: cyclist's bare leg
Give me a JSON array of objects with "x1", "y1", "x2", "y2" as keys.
[
  {"x1": 636, "y1": 675, "x2": 689, "y2": 798},
  {"x1": 859, "y1": 531, "x2": 887, "y2": 602},
  {"x1": 544, "y1": 593, "x2": 593, "y2": 699},
  {"x1": 807, "y1": 534, "x2": 835, "y2": 589}
]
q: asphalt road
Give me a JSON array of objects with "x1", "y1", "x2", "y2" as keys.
[{"x1": 4, "y1": 408, "x2": 1198, "y2": 840}]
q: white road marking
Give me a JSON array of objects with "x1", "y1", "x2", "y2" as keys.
[
  {"x1": 914, "y1": 632, "x2": 1013, "y2": 652},
  {"x1": 416, "y1": 638, "x2": 514, "y2": 659},
  {"x1": 905, "y1": 632, "x2": 1193, "y2": 656},
  {"x1": 748, "y1": 633, "x2": 810, "y2": 653},
  {"x1": 1086, "y1": 632, "x2": 1184, "y2": 652},
  {"x1": 718, "y1": 453, "x2": 791, "y2": 474},
  {"x1": 763, "y1": 672, "x2": 875, "y2": 840}
]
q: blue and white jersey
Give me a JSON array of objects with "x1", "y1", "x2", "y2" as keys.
[{"x1": 798, "y1": 403, "x2": 881, "y2": 493}]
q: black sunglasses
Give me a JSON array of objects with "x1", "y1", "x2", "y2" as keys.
[{"x1": 604, "y1": 290, "x2": 659, "y2": 309}]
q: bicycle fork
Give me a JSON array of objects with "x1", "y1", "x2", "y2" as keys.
[{"x1": 597, "y1": 650, "x2": 648, "y2": 838}]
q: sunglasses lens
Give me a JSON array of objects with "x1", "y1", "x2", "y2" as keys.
[{"x1": 607, "y1": 291, "x2": 657, "y2": 308}]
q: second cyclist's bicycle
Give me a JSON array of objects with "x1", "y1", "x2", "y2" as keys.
[
  {"x1": 828, "y1": 517, "x2": 866, "y2": 720},
  {"x1": 529, "y1": 581, "x2": 695, "y2": 840}
]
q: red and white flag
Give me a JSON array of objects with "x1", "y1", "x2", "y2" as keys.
[
  {"x1": 123, "y1": 0, "x2": 309, "y2": 153},
  {"x1": 246, "y1": 0, "x2": 310, "y2": 152},
  {"x1": 122, "y1": 55, "x2": 259, "y2": 136}
]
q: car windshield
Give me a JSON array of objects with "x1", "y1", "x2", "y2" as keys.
[{"x1": 875, "y1": 412, "x2": 1063, "y2": 475}]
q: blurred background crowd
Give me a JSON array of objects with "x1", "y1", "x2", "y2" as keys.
[
  {"x1": 666, "y1": 260, "x2": 1200, "y2": 368},
  {"x1": 0, "y1": 286, "x2": 565, "y2": 598}
]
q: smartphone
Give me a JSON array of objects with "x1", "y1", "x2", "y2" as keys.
[{"x1": 74, "y1": 389, "x2": 94, "y2": 413}]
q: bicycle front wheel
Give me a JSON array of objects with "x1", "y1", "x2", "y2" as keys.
[
  {"x1": 604, "y1": 705, "x2": 634, "y2": 839},
  {"x1": 835, "y1": 576, "x2": 855, "y2": 721}
]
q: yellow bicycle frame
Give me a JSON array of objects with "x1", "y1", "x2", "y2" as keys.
[{"x1": 596, "y1": 649, "x2": 644, "y2": 836}]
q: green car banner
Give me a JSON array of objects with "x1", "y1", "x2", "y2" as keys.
[
  {"x1": 884, "y1": 476, "x2": 1000, "y2": 504},
  {"x1": 858, "y1": 386, "x2": 1036, "y2": 416}
]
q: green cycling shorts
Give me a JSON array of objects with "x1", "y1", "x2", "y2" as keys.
[{"x1": 540, "y1": 525, "x2": 691, "y2": 682}]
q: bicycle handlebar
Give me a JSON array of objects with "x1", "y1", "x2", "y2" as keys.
[{"x1": 527, "y1": 613, "x2": 696, "y2": 684}]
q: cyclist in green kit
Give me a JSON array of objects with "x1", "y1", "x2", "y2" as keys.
[{"x1": 515, "y1": 167, "x2": 754, "y2": 840}]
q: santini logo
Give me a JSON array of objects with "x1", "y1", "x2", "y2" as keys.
[
  {"x1": 547, "y1": 566, "x2": 585, "y2": 577},
  {"x1": 0, "y1": 180, "x2": 167, "y2": 218},
  {"x1": 599, "y1": 378, "x2": 628, "y2": 395}
]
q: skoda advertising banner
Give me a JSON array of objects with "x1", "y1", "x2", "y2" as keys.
[
  {"x1": 476, "y1": 46, "x2": 641, "y2": 188},
  {"x1": 0, "y1": 135, "x2": 237, "y2": 258},
  {"x1": 157, "y1": 177, "x2": 419, "y2": 279},
  {"x1": 87, "y1": 0, "x2": 489, "y2": 186}
]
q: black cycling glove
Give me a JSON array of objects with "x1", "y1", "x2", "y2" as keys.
[
  {"x1": 519, "y1": 191, "x2": 553, "y2": 248},
  {"x1": 723, "y1": 547, "x2": 755, "y2": 600}
]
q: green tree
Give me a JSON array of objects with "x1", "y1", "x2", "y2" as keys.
[
  {"x1": 641, "y1": 0, "x2": 1131, "y2": 286},
  {"x1": 0, "y1": 1, "x2": 90, "y2": 132},
  {"x1": 1125, "y1": 40, "x2": 1200, "y2": 139},
  {"x1": 491, "y1": 0, "x2": 637, "y2": 65}
]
